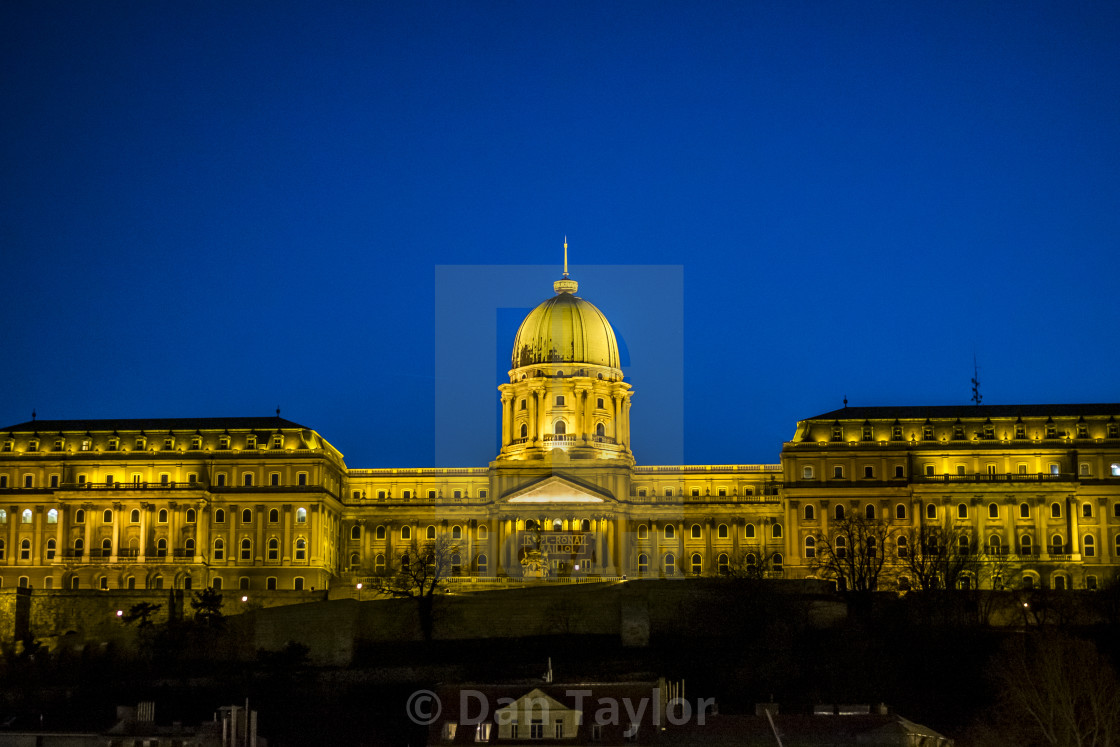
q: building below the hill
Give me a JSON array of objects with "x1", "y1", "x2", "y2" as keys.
[{"x1": 1, "y1": 264, "x2": 1118, "y2": 598}]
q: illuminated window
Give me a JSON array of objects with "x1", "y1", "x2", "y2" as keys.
[
  {"x1": 802, "y1": 466, "x2": 814, "y2": 479},
  {"x1": 21, "y1": 509, "x2": 32, "y2": 524},
  {"x1": 296, "y1": 507, "x2": 307, "y2": 523},
  {"x1": 1049, "y1": 463, "x2": 1060, "y2": 475},
  {"x1": 47, "y1": 508, "x2": 57, "y2": 524},
  {"x1": 1112, "y1": 463, "x2": 1120, "y2": 476}
]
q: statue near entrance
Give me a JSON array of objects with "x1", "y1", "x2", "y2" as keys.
[{"x1": 520, "y1": 522, "x2": 550, "y2": 579}]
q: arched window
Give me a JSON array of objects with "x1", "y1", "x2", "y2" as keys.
[
  {"x1": 214, "y1": 509, "x2": 225, "y2": 524},
  {"x1": 269, "y1": 508, "x2": 279, "y2": 523},
  {"x1": 184, "y1": 538, "x2": 195, "y2": 555},
  {"x1": 804, "y1": 536, "x2": 816, "y2": 558},
  {"x1": 375, "y1": 525, "x2": 386, "y2": 540},
  {"x1": 865, "y1": 505, "x2": 876, "y2": 520},
  {"x1": 242, "y1": 508, "x2": 252, "y2": 524},
  {"x1": 47, "y1": 508, "x2": 58, "y2": 524},
  {"x1": 1084, "y1": 534, "x2": 1096, "y2": 557},
  {"x1": 772, "y1": 553, "x2": 784, "y2": 572},
  {"x1": 717, "y1": 523, "x2": 728, "y2": 539},
  {"x1": 0, "y1": 509, "x2": 6, "y2": 524},
  {"x1": 101, "y1": 538, "x2": 112, "y2": 557},
  {"x1": 21, "y1": 509, "x2": 32, "y2": 524},
  {"x1": 350, "y1": 525, "x2": 361, "y2": 541},
  {"x1": 156, "y1": 538, "x2": 167, "y2": 557},
  {"x1": 476, "y1": 553, "x2": 488, "y2": 575},
  {"x1": 102, "y1": 508, "x2": 114, "y2": 523},
  {"x1": 580, "y1": 519, "x2": 591, "y2": 531},
  {"x1": 294, "y1": 577, "x2": 304, "y2": 591},
  {"x1": 1020, "y1": 503, "x2": 1030, "y2": 519},
  {"x1": 690, "y1": 553, "x2": 702, "y2": 575},
  {"x1": 957, "y1": 535, "x2": 970, "y2": 555},
  {"x1": 45, "y1": 538, "x2": 55, "y2": 560},
  {"x1": 664, "y1": 553, "x2": 676, "y2": 576},
  {"x1": 450, "y1": 553, "x2": 462, "y2": 576},
  {"x1": 835, "y1": 536, "x2": 847, "y2": 559},
  {"x1": 637, "y1": 524, "x2": 648, "y2": 540},
  {"x1": 214, "y1": 538, "x2": 225, "y2": 560},
  {"x1": 1020, "y1": 535, "x2": 1033, "y2": 555},
  {"x1": 477, "y1": 525, "x2": 488, "y2": 539},
  {"x1": 349, "y1": 552, "x2": 360, "y2": 570},
  {"x1": 957, "y1": 504, "x2": 968, "y2": 519},
  {"x1": 296, "y1": 507, "x2": 307, "y2": 523},
  {"x1": 717, "y1": 553, "x2": 730, "y2": 574},
  {"x1": 452, "y1": 525, "x2": 462, "y2": 540},
  {"x1": 896, "y1": 536, "x2": 908, "y2": 558},
  {"x1": 520, "y1": 424, "x2": 528, "y2": 439},
  {"x1": 158, "y1": 508, "x2": 168, "y2": 523},
  {"x1": 374, "y1": 553, "x2": 386, "y2": 573},
  {"x1": 895, "y1": 504, "x2": 906, "y2": 520},
  {"x1": 401, "y1": 526, "x2": 412, "y2": 541},
  {"x1": 401, "y1": 554, "x2": 411, "y2": 572},
  {"x1": 638, "y1": 553, "x2": 649, "y2": 574},
  {"x1": 835, "y1": 505, "x2": 845, "y2": 521},
  {"x1": 1051, "y1": 502, "x2": 1062, "y2": 518},
  {"x1": 772, "y1": 523, "x2": 782, "y2": 539},
  {"x1": 664, "y1": 524, "x2": 675, "y2": 539},
  {"x1": 295, "y1": 538, "x2": 306, "y2": 560},
  {"x1": 690, "y1": 524, "x2": 702, "y2": 539},
  {"x1": 186, "y1": 508, "x2": 196, "y2": 523},
  {"x1": 988, "y1": 535, "x2": 1003, "y2": 554},
  {"x1": 804, "y1": 504, "x2": 815, "y2": 521},
  {"x1": 988, "y1": 503, "x2": 999, "y2": 519},
  {"x1": 925, "y1": 503, "x2": 936, "y2": 520},
  {"x1": 240, "y1": 538, "x2": 251, "y2": 560},
  {"x1": 267, "y1": 538, "x2": 279, "y2": 561},
  {"x1": 426, "y1": 525, "x2": 436, "y2": 540},
  {"x1": 554, "y1": 421, "x2": 566, "y2": 435},
  {"x1": 1051, "y1": 534, "x2": 1065, "y2": 554},
  {"x1": 1083, "y1": 503, "x2": 1093, "y2": 518},
  {"x1": 596, "y1": 422, "x2": 605, "y2": 437},
  {"x1": 745, "y1": 523, "x2": 755, "y2": 539},
  {"x1": 75, "y1": 508, "x2": 85, "y2": 524},
  {"x1": 20, "y1": 539, "x2": 31, "y2": 560}
]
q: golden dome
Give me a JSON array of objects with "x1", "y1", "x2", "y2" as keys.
[{"x1": 511, "y1": 279, "x2": 621, "y2": 370}]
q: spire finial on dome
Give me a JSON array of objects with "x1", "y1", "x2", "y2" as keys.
[{"x1": 553, "y1": 236, "x2": 578, "y2": 294}]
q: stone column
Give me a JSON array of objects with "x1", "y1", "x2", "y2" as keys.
[
  {"x1": 112, "y1": 502, "x2": 122, "y2": 562},
  {"x1": 501, "y1": 394, "x2": 512, "y2": 448},
  {"x1": 283, "y1": 505, "x2": 292, "y2": 563},
  {"x1": 6, "y1": 506, "x2": 17, "y2": 567},
  {"x1": 32, "y1": 506, "x2": 43, "y2": 565},
  {"x1": 198, "y1": 503, "x2": 210, "y2": 563},
  {"x1": 528, "y1": 391, "x2": 539, "y2": 443},
  {"x1": 83, "y1": 504, "x2": 93, "y2": 561},
  {"x1": 310, "y1": 505, "x2": 320, "y2": 565},
  {"x1": 254, "y1": 504, "x2": 265, "y2": 563},
  {"x1": 1068, "y1": 495, "x2": 1080, "y2": 554},
  {"x1": 618, "y1": 514, "x2": 629, "y2": 576}
]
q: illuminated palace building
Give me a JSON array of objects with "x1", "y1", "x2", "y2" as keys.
[{"x1": 3, "y1": 265, "x2": 1120, "y2": 595}]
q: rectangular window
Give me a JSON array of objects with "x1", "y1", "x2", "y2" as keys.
[
  {"x1": 378, "y1": 490, "x2": 387, "y2": 500},
  {"x1": 270, "y1": 473, "x2": 280, "y2": 486},
  {"x1": 428, "y1": 490, "x2": 436, "y2": 500},
  {"x1": 24, "y1": 475, "x2": 33, "y2": 488},
  {"x1": 0, "y1": 476, "x2": 6, "y2": 488},
  {"x1": 160, "y1": 474, "x2": 169, "y2": 485},
  {"x1": 243, "y1": 473, "x2": 254, "y2": 487},
  {"x1": 479, "y1": 489, "x2": 487, "y2": 499},
  {"x1": 216, "y1": 474, "x2": 227, "y2": 487},
  {"x1": 298, "y1": 473, "x2": 307, "y2": 486},
  {"x1": 925, "y1": 465, "x2": 935, "y2": 476},
  {"x1": 164, "y1": 438, "x2": 174, "y2": 450},
  {"x1": 352, "y1": 490, "x2": 362, "y2": 500},
  {"x1": 272, "y1": 436, "x2": 283, "y2": 449},
  {"x1": 50, "y1": 474, "x2": 59, "y2": 488},
  {"x1": 246, "y1": 436, "x2": 257, "y2": 449},
  {"x1": 403, "y1": 490, "x2": 411, "y2": 500},
  {"x1": 187, "y1": 473, "x2": 198, "y2": 483},
  {"x1": 453, "y1": 490, "x2": 462, "y2": 500}
]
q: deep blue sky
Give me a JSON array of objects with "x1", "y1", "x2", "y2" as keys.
[{"x1": 3, "y1": 2, "x2": 1118, "y2": 467}]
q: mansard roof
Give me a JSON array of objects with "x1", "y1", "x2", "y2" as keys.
[
  {"x1": 806, "y1": 403, "x2": 1120, "y2": 421},
  {"x1": 0, "y1": 416, "x2": 309, "y2": 433}
]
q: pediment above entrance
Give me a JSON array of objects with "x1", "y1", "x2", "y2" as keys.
[{"x1": 502, "y1": 474, "x2": 613, "y2": 504}]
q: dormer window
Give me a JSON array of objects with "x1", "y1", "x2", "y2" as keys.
[
  {"x1": 1045, "y1": 419, "x2": 1056, "y2": 439},
  {"x1": 952, "y1": 421, "x2": 965, "y2": 440},
  {"x1": 54, "y1": 439, "x2": 64, "y2": 451},
  {"x1": 28, "y1": 439, "x2": 39, "y2": 452},
  {"x1": 191, "y1": 436, "x2": 202, "y2": 450},
  {"x1": 107, "y1": 438, "x2": 119, "y2": 451},
  {"x1": 1108, "y1": 421, "x2": 1119, "y2": 439},
  {"x1": 831, "y1": 424, "x2": 843, "y2": 442},
  {"x1": 164, "y1": 437, "x2": 174, "y2": 450},
  {"x1": 861, "y1": 423, "x2": 873, "y2": 441},
  {"x1": 218, "y1": 436, "x2": 230, "y2": 450},
  {"x1": 1076, "y1": 421, "x2": 1088, "y2": 439},
  {"x1": 922, "y1": 424, "x2": 934, "y2": 441},
  {"x1": 2, "y1": 441, "x2": 11, "y2": 452},
  {"x1": 891, "y1": 423, "x2": 903, "y2": 441},
  {"x1": 272, "y1": 435, "x2": 283, "y2": 449},
  {"x1": 982, "y1": 420, "x2": 994, "y2": 440},
  {"x1": 135, "y1": 437, "x2": 146, "y2": 450},
  {"x1": 246, "y1": 435, "x2": 257, "y2": 449},
  {"x1": 1014, "y1": 422, "x2": 1026, "y2": 439}
]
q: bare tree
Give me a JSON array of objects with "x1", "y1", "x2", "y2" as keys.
[
  {"x1": 985, "y1": 632, "x2": 1120, "y2": 747},
  {"x1": 367, "y1": 536, "x2": 460, "y2": 641},
  {"x1": 896, "y1": 521, "x2": 980, "y2": 592},
  {"x1": 722, "y1": 548, "x2": 783, "y2": 581},
  {"x1": 812, "y1": 513, "x2": 895, "y2": 593}
]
